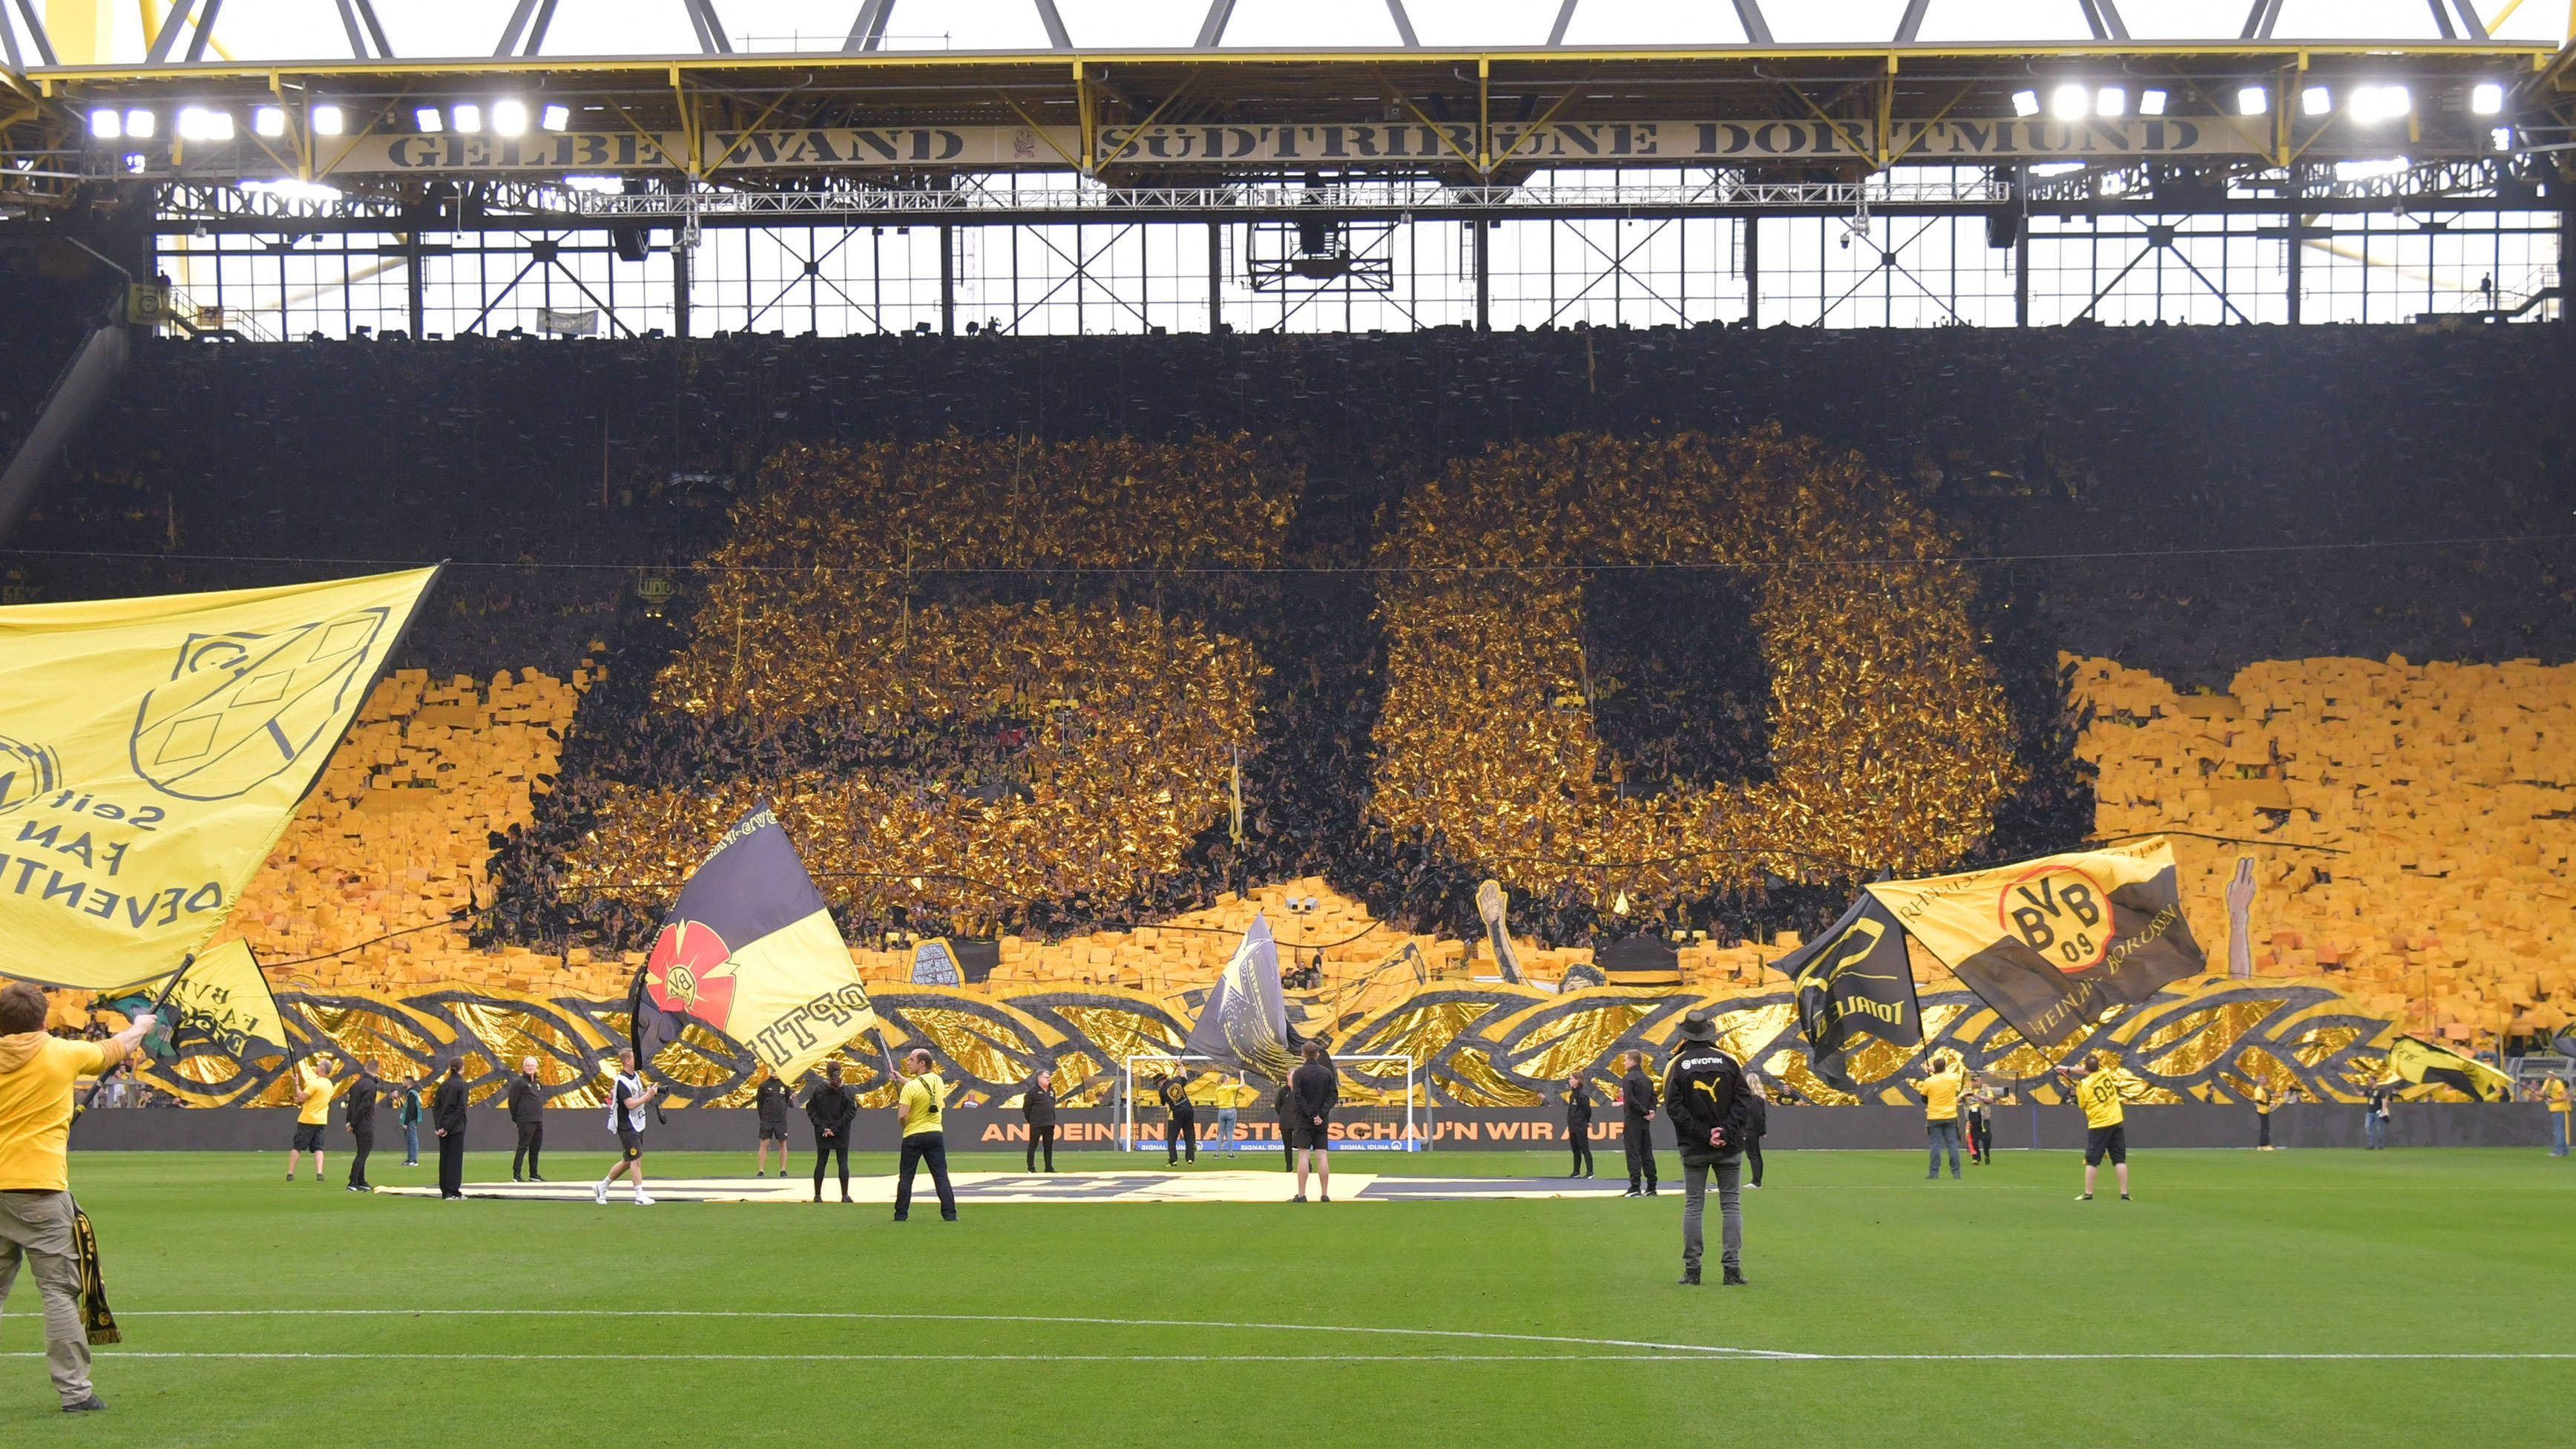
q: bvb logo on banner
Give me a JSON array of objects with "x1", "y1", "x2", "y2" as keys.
[
  {"x1": 1369, "y1": 427, "x2": 2020, "y2": 910},
  {"x1": 1998, "y1": 861, "x2": 2112, "y2": 971},
  {"x1": 565, "y1": 436, "x2": 1301, "y2": 924}
]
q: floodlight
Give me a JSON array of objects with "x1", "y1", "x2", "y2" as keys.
[
  {"x1": 253, "y1": 105, "x2": 287, "y2": 138},
  {"x1": 2050, "y1": 84, "x2": 2090, "y2": 121},
  {"x1": 312, "y1": 105, "x2": 346, "y2": 136},
  {"x1": 2301, "y1": 86, "x2": 2330, "y2": 117},
  {"x1": 87, "y1": 108, "x2": 122, "y2": 140},
  {"x1": 123, "y1": 108, "x2": 155, "y2": 139},
  {"x1": 2354, "y1": 85, "x2": 2411, "y2": 123},
  {"x1": 2095, "y1": 87, "x2": 2127, "y2": 118},
  {"x1": 176, "y1": 107, "x2": 234, "y2": 142},
  {"x1": 2139, "y1": 89, "x2": 2167, "y2": 116},
  {"x1": 415, "y1": 107, "x2": 444, "y2": 133},
  {"x1": 541, "y1": 103, "x2": 571, "y2": 132},
  {"x1": 493, "y1": 99, "x2": 528, "y2": 137},
  {"x1": 2237, "y1": 85, "x2": 2269, "y2": 116},
  {"x1": 2470, "y1": 82, "x2": 2503, "y2": 116},
  {"x1": 2491, "y1": 126, "x2": 2512, "y2": 153},
  {"x1": 453, "y1": 104, "x2": 482, "y2": 134},
  {"x1": 2011, "y1": 90, "x2": 2040, "y2": 118}
]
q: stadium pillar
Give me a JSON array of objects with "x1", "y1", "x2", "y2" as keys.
[
  {"x1": 939, "y1": 222, "x2": 955, "y2": 335},
  {"x1": 2560, "y1": 206, "x2": 2573, "y2": 326},
  {"x1": 1743, "y1": 217, "x2": 1758, "y2": 326},
  {"x1": 2286, "y1": 219, "x2": 2302, "y2": 325},
  {"x1": 2014, "y1": 226, "x2": 2029, "y2": 326},
  {"x1": 672, "y1": 243, "x2": 691, "y2": 338},
  {"x1": 403, "y1": 236, "x2": 425, "y2": 338},
  {"x1": 1206, "y1": 221, "x2": 1223, "y2": 332},
  {"x1": 1473, "y1": 219, "x2": 1491, "y2": 332}
]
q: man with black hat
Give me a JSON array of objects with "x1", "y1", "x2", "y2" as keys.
[{"x1": 1662, "y1": 1009, "x2": 1753, "y2": 1287}]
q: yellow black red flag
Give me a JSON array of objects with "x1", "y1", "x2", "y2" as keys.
[{"x1": 0, "y1": 568, "x2": 436, "y2": 990}]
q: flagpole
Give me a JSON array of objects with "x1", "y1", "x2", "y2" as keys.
[{"x1": 74, "y1": 951, "x2": 194, "y2": 1124}]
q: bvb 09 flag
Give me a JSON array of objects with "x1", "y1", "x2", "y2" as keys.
[
  {"x1": 1776, "y1": 893, "x2": 1922, "y2": 1090},
  {"x1": 632, "y1": 804, "x2": 881, "y2": 1085},
  {"x1": 1867, "y1": 838, "x2": 2207, "y2": 1047},
  {"x1": 105, "y1": 937, "x2": 294, "y2": 1067},
  {"x1": 0, "y1": 569, "x2": 438, "y2": 991}
]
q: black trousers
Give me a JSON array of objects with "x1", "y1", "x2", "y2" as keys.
[
  {"x1": 1969, "y1": 1115, "x2": 1993, "y2": 1162},
  {"x1": 812, "y1": 1131, "x2": 850, "y2": 1197},
  {"x1": 1026, "y1": 1125, "x2": 1056, "y2": 1172},
  {"x1": 2258, "y1": 1112, "x2": 2272, "y2": 1147},
  {"x1": 512, "y1": 1121, "x2": 544, "y2": 1180},
  {"x1": 347, "y1": 1128, "x2": 375, "y2": 1189},
  {"x1": 1166, "y1": 1115, "x2": 1196, "y2": 1164},
  {"x1": 1567, "y1": 1125, "x2": 1593, "y2": 1175},
  {"x1": 436, "y1": 1131, "x2": 466, "y2": 1198},
  {"x1": 896, "y1": 1132, "x2": 956, "y2": 1220},
  {"x1": 1746, "y1": 1139, "x2": 1764, "y2": 1187},
  {"x1": 1278, "y1": 1124, "x2": 1295, "y2": 1170},
  {"x1": 1623, "y1": 1117, "x2": 1658, "y2": 1190}
]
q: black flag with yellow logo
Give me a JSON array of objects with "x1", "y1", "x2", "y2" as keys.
[{"x1": 1778, "y1": 894, "x2": 1922, "y2": 1091}]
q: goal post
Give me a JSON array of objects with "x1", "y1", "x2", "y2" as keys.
[{"x1": 1120, "y1": 1053, "x2": 1426, "y2": 1153}]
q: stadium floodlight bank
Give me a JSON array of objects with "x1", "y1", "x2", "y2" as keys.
[{"x1": 1121, "y1": 1053, "x2": 1425, "y2": 1153}]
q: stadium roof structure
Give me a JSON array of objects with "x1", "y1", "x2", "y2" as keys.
[{"x1": 1, "y1": 4, "x2": 2570, "y2": 233}]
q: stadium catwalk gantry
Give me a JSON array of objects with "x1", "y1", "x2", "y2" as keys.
[{"x1": 1, "y1": 3, "x2": 2572, "y2": 335}]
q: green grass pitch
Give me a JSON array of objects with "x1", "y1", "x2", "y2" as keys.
[{"x1": 4, "y1": 1146, "x2": 2570, "y2": 1445}]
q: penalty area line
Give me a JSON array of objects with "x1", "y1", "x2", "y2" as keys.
[{"x1": 15, "y1": 1350, "x2": 2576, "y2": 1365}]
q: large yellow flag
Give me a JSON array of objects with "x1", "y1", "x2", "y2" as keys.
[
  {"x1": 1866, "y1": 838, "x2": 2207, "y2": 1046},
  {"x1": 0, "y1": 568, "x2": 438, "y2": 990}
]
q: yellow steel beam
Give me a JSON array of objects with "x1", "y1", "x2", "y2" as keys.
[
  {"x1": 45, "y1": 0, "x2": 113, "y2": 66},
  {"x1": 24, "y1": 42, "x2": 2559, "y2": 87}
]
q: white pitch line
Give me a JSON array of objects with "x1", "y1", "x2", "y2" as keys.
[
  {"x1": 13, "y1": 1350, "x2": 2574, "y2": 1365},
  {"x1": 92, "y1": 1310, "x2": 2576, "y2": 1363},
  {"x1": 116, "y1": 1308, "x2": 1793, "y2": 1358}
]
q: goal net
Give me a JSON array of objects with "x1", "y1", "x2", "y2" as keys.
[{"x1": 1121, "y1": 1053, "x2": 1426, "y2": 1153}]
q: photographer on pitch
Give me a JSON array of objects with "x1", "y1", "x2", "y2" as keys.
[{"x1": 1662, "y1": 1011, "x2": 1753, "y2": 1287}]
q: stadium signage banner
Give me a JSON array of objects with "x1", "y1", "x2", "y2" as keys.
[
  {"x1": 0, "y1": 568, "x2": 438, "y2": 992},
  {"x1": 271, "y1": 116, "x2": 2287, "y2": 179}
]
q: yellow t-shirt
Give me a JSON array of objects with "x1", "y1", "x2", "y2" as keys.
[
  {"x1": 2546, "y1": 1079, "x2": 2569, "y2": 1114},
  {"x1": 898, "y1": 1073, "x2": 946, "y2": 1137},
  {"x1": 2252, "y1": 1083, "x2": 2273, "y2": 1115},
  {"x1": 1912, "y1": 1069, "x2": 1963, "y2": 1121},
  {"x1": 0, "y1": 1036, "x2": 113, "y2": 1192},
  {"x1": 295, "y1": 1067, "x2": 336, "y2": 1125},
  {"x1": 2074, "y1": 1068, "x2": 2138, "y2": 1129}
]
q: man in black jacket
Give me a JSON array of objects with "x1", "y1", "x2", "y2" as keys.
[
  {"x1": 506, "y1": 1056, "x2": 545, "y2": 1183},
  {"x1": 1022, "y1": 1068, "x2": 1059, "y2": 1172},
  {"x1": 1663, "y1": 1011, "x2": 1753, "y2": 1287},
  {"x1": 1160, "y1": 1072, "x2": 1197, "y2": 1166},
  {"x1": 1619, "y1": 1050, "x2": 1660, "y2": 1197},
  {"x1": 1743, "y1": 1073, "x2": 1771, "y2": 1189},
  {"x1": 431, "y1": 1058, "x2": 470, "y2": 1201},
  {"x1": 1272, "y1": 1079, "x2": 1296, "y2": 1171},
  {"x1": 1289, "y1": 1040, "x2": 1339, "y2": 1202},
  {"x1": 344, "y1": 1060, "x2": 381, "y2": 1193},
  {"x1": 755, "y1": 1068, "x2": 792, "y2": 1177},
  {"x1": 806, "y1": 1062, "x2": 857, "y2": 1203},
  {"x1": 1563, "y1": 1073, "x2": 1595, "y2": 1178}
]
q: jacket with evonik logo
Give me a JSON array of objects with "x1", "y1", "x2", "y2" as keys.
[{"x1": 1661, "y1": 1042, "x2": 1752, "y2": 1168}]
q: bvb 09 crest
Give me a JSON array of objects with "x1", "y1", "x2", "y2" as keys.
[{"x1": 130, "y1": 608, "x2": 394, "y2": 801}]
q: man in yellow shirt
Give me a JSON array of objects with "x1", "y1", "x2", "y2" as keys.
[
  {"x1": 893, "y1": 1048, "x2": 956, "y2": 1223},
  {"x1": 2057, "y1": 1048, "x2": 2148, "y2": 1202},
  {"x1": 1908, "y1": 1051, "x2": 1965, "y2": 1180},
  {"x1": 0, "y1": 980, "x2": 157, "y2": 1413},
  {"x1": 286, "y1": 1055, "x2": 342, "y2": 1183},
  {"x1": 2544, "y1": 1074, "x2": 2569, "y2": 1158},
  {"x1": 2251, "y1": 1080, "x2": 2276, "y2": 1151}
]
